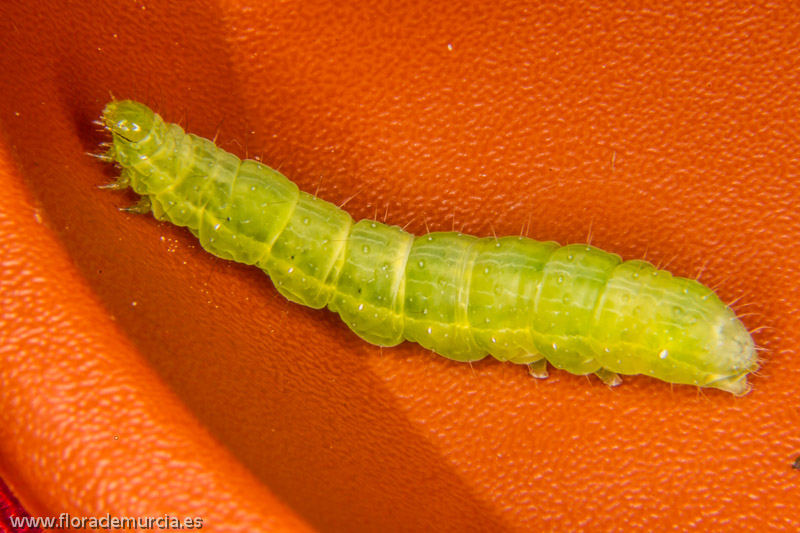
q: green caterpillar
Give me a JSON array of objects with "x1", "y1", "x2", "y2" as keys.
[{"x1": 99, "y1": 100, "x2": 758, "y2": 395}]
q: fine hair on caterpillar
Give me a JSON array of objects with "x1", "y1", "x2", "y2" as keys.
[{"x1": 97, "y1": 99, "x2": 759, "y2": 396}]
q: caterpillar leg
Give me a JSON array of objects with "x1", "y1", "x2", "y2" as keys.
[
  {"x1": 98, "y1": 177, "x2": 129, "y2": 190},
  {"x1": 594, "y1": 368, "x2": 622, "y2": 387},
  {"x1": 527, "y1": 359, "x2": 549, "y2": 379},
  {"x1": 98, "y1": 168, "x2": 131, "y2": 191},
  {"x1": 120, "y1": 195, "x2": 152, "y2": 215},
  {"x1": 86, "y1": 146, "x2": 114, "y2": 164},
  {"x1": 88, "y1": 141, "x2": 118, "y2": 164},
  {"x1": 506, "y1": 351, "x2": 549, "y2": 379}
]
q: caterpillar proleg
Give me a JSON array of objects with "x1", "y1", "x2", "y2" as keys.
[{"x1": 99, "y1": 100, "x2": 758, "y2": 395}]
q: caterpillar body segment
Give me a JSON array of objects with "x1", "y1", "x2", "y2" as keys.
[{"x1": 101, "y1": 100, "x2": 758, "y2": 395}]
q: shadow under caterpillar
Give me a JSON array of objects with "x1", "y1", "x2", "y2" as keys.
[{"x1": 97, "y1": 100, "x2": 758, "y2": 395}]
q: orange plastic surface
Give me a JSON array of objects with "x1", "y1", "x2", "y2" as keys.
[{"x1": 1, "y1": 1, "x2": 799, "y2": 531}]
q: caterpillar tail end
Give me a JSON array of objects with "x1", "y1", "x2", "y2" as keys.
[{"x1": 703, "y1": 313, "x2": 759, "y2": 396}]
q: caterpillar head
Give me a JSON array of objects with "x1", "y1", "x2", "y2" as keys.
[
  {"x1": 101, "y1": 100, "x2": 169, "y2": 184},
  {"x1": 102, "y1": 100, "x2": 155, "y2": 144}
]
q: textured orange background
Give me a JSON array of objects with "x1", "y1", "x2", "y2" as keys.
[{"x1": 1, "y1": 1, "x2": 799, "y2": 531}]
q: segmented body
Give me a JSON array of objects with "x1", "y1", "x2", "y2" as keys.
[{"x1": 100, "y1": 100, "x2": 758, "y2": 395}]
